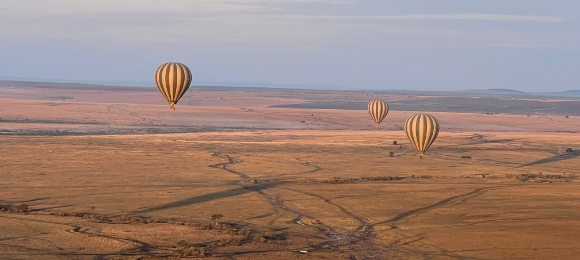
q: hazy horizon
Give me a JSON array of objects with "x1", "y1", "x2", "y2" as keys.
[{"x1": 1, "y1": 0, "x2": 578, "y2": 92}]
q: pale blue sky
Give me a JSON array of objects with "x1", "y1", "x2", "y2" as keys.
[{"x1": 0, "y1": 0, "x2": 578, "y2": 91}]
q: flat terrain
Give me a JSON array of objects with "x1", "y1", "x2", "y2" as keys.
[{"x1": 1, "y1": 81, "x2": 580, "y2": 259}]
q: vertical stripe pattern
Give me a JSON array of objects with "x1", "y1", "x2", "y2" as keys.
[
  {"x1": 155, "y1": 62, "x2": 192, "y2": 109},
  {"x1": 368, "y1": 100, "x2": 389, "y2": 126},
  {"x1": 404, "y1": 113, "x2": 440, "y2": 155}
]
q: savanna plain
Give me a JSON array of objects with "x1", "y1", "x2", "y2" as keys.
[{"x1": 1, "y1": 81, "x2": 580, "y2": 260}]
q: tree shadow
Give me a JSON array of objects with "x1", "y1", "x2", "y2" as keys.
[
  {"x1": 482, "y1": 138, "x2": 518, "y2": 144},
  {"x1": 246, "y1": 213, "x2": 274, "y2": 220},
  {"x1": 0, "y1": 236, "x2": 29, "y2": 242},
  {"x1": 519, "y1": 151, "x2": 580, "y2": 167},
  {"x1": 436, "y1": 139, "x2": 518, "y2": 149},
  {"x1": 131, "y1": 182, "x2": 283, "y2": 215},
  {"x1": 29, "y1": 204, "x2": 75, "y2": 212},
  {"x1": 15, "y1": 197, "x2": 51, "y2": 203},
  {"x1": 0, "y1": 197, "x2": 50, "y2": 205}
]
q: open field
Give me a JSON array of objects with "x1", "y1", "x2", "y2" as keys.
[{"x1": 1, "y1": 82, "x2": 580, "y2": 259}]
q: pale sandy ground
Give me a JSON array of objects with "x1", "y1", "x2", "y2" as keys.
[{"x1": 1, "y1": 84, "x2": 580, "y2": 259}]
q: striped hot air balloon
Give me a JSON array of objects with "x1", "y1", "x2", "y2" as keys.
[
  {"x1": 405, "y1": 114, "x2": 440, "y2": 156},
  {"x1": 368, "y1": 100, "x2": 389, "y2": 128},
  {"x1": 155, "y1": 62, "x2": 192, "y2": 110}
]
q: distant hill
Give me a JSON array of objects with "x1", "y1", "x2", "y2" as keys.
[
  {"x1": 2, "y1": 78, "x2": 579, "y2": 99},
  {"x1": 557, "y1": 90, "x2": 580, "y2": 97},
  {"x1": 488, "y1": 88, "x2": 530, "y2": 94},
  {"x1": 464, "y1": 89, "x2": 531, "y2": 95},
  {"x1": 462, "y1": 88, "x2": 580, "y2": 99},
  {"x1": 0, "y1": 80, "x2": 155, "y2": 92},
  {"x1": 532, "y1": 90, "x2": 580, "y2": 98}
]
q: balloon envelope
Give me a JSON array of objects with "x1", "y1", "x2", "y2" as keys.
[
  {"x1": 368, "y1": 100, "x2": 389, "y2": 127},
  {"x1": 405, "y1": 113, "x2": 440, "y2": 155},
  {"x1": 155, "y1": 62, "x2": 192, "y2": 110}
]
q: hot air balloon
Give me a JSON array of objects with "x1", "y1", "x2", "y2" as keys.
[
  {"x1": 405, "y1": 113, "x2": 440, "y2": 156},
  {"x1": 155, "y1": 62, "x2": 192, "y2": 110},
  {"x1": 368, "y1": 100, "x2": 389, "y2": 128}
]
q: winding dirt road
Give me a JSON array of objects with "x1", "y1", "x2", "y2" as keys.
[{"x1": 207, "y1": 152, "x2": 511, "y2": 259}]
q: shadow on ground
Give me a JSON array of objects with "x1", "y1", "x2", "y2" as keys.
[{"x1": 519, "y1": 151, "x2": 580, "y2": 167}]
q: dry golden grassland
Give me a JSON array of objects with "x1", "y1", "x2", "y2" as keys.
[
  {"x1": 1, "y1": 83, "x2": 580, "y2": 259},
  {"x1": 1, "y1": 131, "x2": 580, "y2": 259}
]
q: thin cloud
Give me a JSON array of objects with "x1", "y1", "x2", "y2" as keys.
[
  {"x1": 278, "y1": 13, "x2": 566, "y2": 23},
  {"x1": 0, "y1": 0, "x2": 353, "y2": 15},
  {"x1": 490, "y1": 43, "x2": 550, "y2": 48},
  {"x1": 0, "y1": 0, "x2": 574, "y2": 49},
  {"x1": 0, "y1": 0, "x2": 565, "y2": 24}
]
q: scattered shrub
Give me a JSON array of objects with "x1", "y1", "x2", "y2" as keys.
[
  {"x1": 177, "y1": 240, "x2": 190, "y2": 248},
  {"x1": 8, "y1": 204, "x2": 28, "y2": 213},
  {"x1": 229, "y1": 237, "x2": 241, "y2": 246},
  {"x1": 225, "y1": 228, "x2": 236, "y2": 234},
  {"x1": 176, "y1": 241, "x2": 206, "y2": 257}
]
